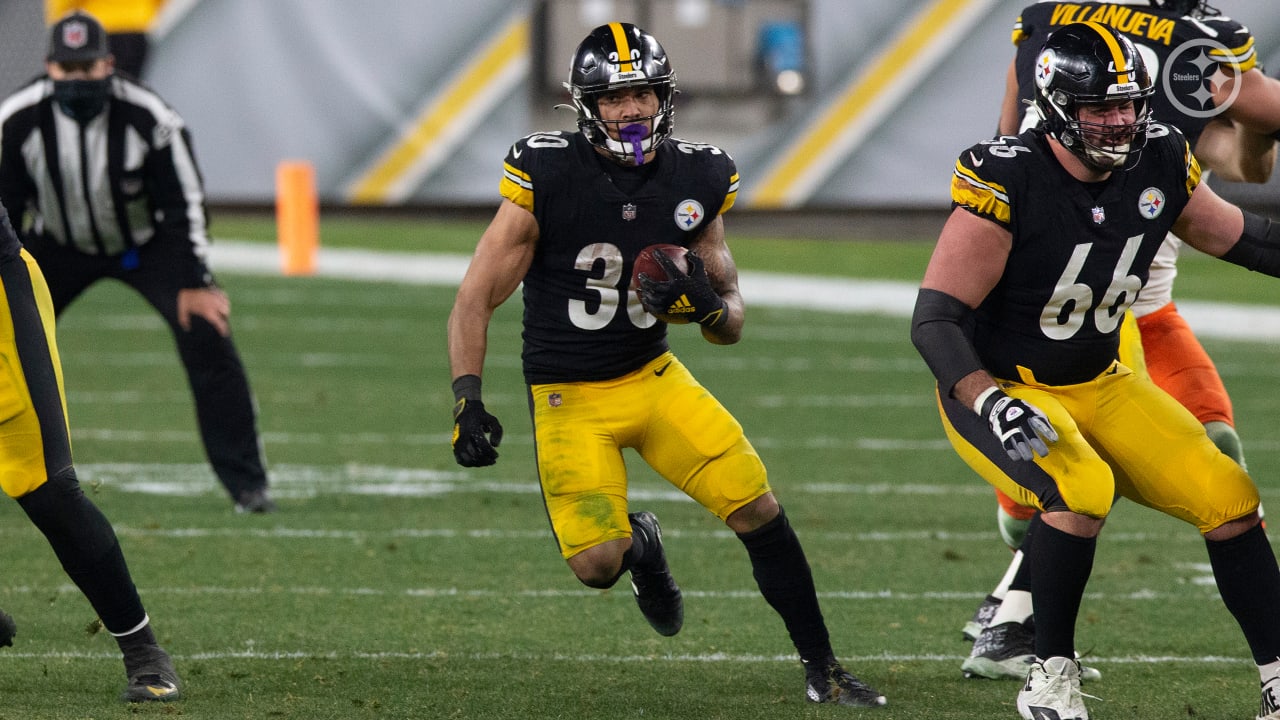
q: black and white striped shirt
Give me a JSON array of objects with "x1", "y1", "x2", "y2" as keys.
[{"x1": 0, "y1": 73, "x2": 211, "y2": 283}]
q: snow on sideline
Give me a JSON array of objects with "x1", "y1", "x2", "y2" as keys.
[{"x1": 209, "y1": 240, "x2": 1280, "y2": 341}]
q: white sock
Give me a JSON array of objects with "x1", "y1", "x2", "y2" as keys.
[
  {"x1": 1260, "y1": 657, "x2": 1280, "y2": 682},
  {"x1": 990, "y1": 550, "x2": 1023, "y2": 600},
  {"x1": 989, "y1": 589, "x2": 1033, "y2": 626}
]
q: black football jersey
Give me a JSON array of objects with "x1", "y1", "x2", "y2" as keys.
[
  {"x1": 951, "y1": 124, "x2": 1201, "y2": 384},
  {"x1": 1011, "y1": 2, "x2": 1257, "y2": 145},
  {"x1": 0, "y1": 204, "x2": 20, "y2": 261},
  {"x1": 498, "y1": 131, "x2": 739, "y2": 384}
]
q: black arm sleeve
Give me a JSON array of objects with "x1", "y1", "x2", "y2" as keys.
[
  {"x1": 1219, "y1": 211, "x2": 1280, "y2": 277},
  {"x1": 910, "y1": 288, "x2": 985, "y2": 398}
]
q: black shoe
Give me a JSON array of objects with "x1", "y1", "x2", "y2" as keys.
[
  {"x1": 962, "y1": 618, "x2": 1102, "y2": 682},
  {"x1": 0, "y1": 608, "x2": 14, "y2": 647},
  {"x1": 962, "y1": 593, "x2": 1001, "y2": 642},
  {"x1": 121, "y1": 644, "x2": 181, "y2": 702},
  {"x1": 961, "y1": 619, "x2": 1036, "y2": 679},
  {"x1": 628, "y1": 511, "x2": 683, "y2": 637},
  {"x1": 804, "y1": 659, "x2": 887, "y2": 707},
  {"x1": 235, "y1": 487, "x2": 277, "y2": 514}
]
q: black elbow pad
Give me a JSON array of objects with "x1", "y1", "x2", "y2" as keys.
[{"x1": 911, "y1": 288, "x2": 985, "y2": 396}]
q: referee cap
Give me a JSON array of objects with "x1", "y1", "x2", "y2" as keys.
[{"x1": 47, "y1": 11, "x2": 109, "y2": 64}]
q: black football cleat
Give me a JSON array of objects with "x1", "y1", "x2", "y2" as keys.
[
  {"x1": 628, "y1": 511, "x2": 683, "y2": 636},
  {"x1": 121, "y1": 643, "x2": 181, "y2": 702},
  {"x1": 804, "y1": 659, "x2": 887, "y2": 707},
  {"x1": 0, "y1": 608, "x2": 14, "y2": 647},
  {"x1": 234, "y1": 487, "x2": 277, "y2": 514},
  {"x1": 962, "y1": 593, "x2": 1001, "y2": 642}
]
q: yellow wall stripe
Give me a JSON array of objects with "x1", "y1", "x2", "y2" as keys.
[
  {"x1": 345, "y1": 15, "x2": 529, "y2": 204},
  {"x1": 746, "y1": 0, "x2": 996, "y2": 209}
]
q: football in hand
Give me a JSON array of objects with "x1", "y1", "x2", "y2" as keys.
[{"x1": 630, "y1": 244, "x2": 688, "y2": 291}]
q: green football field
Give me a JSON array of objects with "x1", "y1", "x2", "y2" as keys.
[{"x1": 0, "y1": 212, "x2": 1278, "y2": 719}]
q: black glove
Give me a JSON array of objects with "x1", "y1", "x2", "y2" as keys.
[
  {"x1": 638, "y1": 249, "x2": 728, "y2": 328},
  {"x1": 977, "y1": 388, "x2": 1057, "y2": 462},
  {"x1": 451, "y1": 375, "x2": 503, "y2": 467}
]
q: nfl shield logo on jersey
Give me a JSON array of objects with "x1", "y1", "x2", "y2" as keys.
[
  {"x1": 1138, "y1": 188, "x2": 1166, "y2": 219},
  {"x1": 1091, "y1": 206, "x2": 1105, "y2": 225},
  {"x1": 622, "y1": 203, "x2": 637, "y2": 221}
]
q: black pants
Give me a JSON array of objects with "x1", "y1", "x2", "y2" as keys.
[{"x1": 28, "y1": 238, "x2": 268, "y2": 502}]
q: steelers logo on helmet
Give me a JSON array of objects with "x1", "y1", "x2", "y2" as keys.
[{"x1": 1035, "y1": 50, "x2": 1057, "y2": 90}]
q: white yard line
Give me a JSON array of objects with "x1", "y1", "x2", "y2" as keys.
[{"x1": 208, "y1": 241, "x2": 1280, "y2": 341}]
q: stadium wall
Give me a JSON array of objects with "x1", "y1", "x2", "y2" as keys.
[{"x1": 3, "y1": 0, "x2": 1278, "y2": 211}]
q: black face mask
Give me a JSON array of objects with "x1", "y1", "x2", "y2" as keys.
[{"x1": 51, "y1": 78, "x2": 110, "y2": 123}]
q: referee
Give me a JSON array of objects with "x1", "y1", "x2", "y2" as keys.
[{"x1": 0, "y1": 11, "x2": 274, "y2": 513}]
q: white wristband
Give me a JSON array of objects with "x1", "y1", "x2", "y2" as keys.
[{"x1": 972, "y1": 386, "x2": 1002, "y2": 416}]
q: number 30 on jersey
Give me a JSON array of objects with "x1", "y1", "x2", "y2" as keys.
[{"x1": 569, "y1": 242, "x2": 657, "y2": 331}]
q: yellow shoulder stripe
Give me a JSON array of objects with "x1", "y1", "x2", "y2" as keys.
[
  {"x1": 718, "y1": 172, "x2": 740, "y2": 215},
  {"x1": 1209, "y1": 36, "x2": 1257, "y2": 72},
  {"x1": 499, "y1": 162, "x2": 534, "y2": 213},
  {"x1": 951, "y1": 161, "x2": 1010, "y2": 225},
  {"x1": 1185, "y1": 141, "x2": 1202, "y2": 198}
]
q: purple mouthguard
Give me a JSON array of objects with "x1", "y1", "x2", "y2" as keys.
[{"x1": 619, "y1": 124, "x2": 649, "y2": 165}]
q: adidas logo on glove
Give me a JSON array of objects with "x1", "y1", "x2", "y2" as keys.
[{"x1": 664, "y1": 295, "x2": 696, "y2": 315}]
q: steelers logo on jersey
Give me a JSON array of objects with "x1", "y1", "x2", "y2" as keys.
[
  {"x1": 1138, "y1": 188, "x2": 1166, "y2": 219},
  {"x1": 674, "y1": 199, "x2": 705, "y2": 231}
]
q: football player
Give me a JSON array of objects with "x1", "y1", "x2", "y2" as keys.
[
  {"x1": 913, "y1": 21, "x2": 1280, "y2": 719},
  {"x1": 0, "y1": 199, "x2": 179, "y2": 701},
  {"x1": 446, "y1": 22, "x2": 885, "y2": 707},
  {"x1": 961, "y1": 0, "x2": 1280, "y2": 680}
]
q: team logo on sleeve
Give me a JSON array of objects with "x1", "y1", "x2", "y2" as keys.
[
  {"x1": 1138, "y1": 188, "x2": 1165, "y2": 219},
  {"x1": 674, "y1": 200, "x2": 705, "y2": 230}
]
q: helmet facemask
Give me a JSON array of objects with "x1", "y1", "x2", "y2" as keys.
[
  {"x1": 562, "y1": 23, "x2": 677, "y2": 166},
  {"x1": 1039, "y1": 92, "x2": 1153, "y2": 171},
  {"x1": 566, "y1": 78, "x2": 675, "y2": 165}
]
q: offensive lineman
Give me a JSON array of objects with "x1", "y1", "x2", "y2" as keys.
[
  {"x1": 911, "y1": 22, "x2": 1280, "y2": 719},
  {"x1": 446, "y1": 22, "x2": 885, "y2": 707},
  {"x1": 961, "y1": 0, "x2": 1280, "y2": 680}
]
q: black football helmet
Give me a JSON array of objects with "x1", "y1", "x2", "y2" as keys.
[
  {"x1": 1032, "y1": 21, "x2": 1154, "y2": 171},
  {"x1": 563, "y1": 22, "x2": 676, "y2": 164}
]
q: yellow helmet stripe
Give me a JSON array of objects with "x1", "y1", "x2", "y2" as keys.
[
  {"x1": 1082, "y1": 21, "x2": 1130, "y2": 84},
  {"x1": 608, "y1": 22, "x2": 634, "y2": 72}
]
